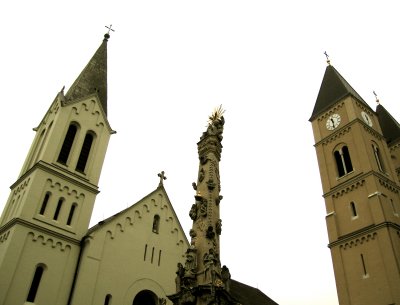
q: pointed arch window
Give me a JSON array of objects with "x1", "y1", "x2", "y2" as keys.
[
  {"x1": 152, "y1": 215, "x2": 160, "y2": 234},
  {"x1": 58, "y1": 124, "x2": 78, "y2": 164},
  {"x1": 26, "y1": 265, "x2": 45, "y2": 302},
  {"x1": 334, "y1": 145, "x2": 353, "y2": 177},
  {"x1": 372, "y1": 143, "x2": 385, "y2": 173},
  {"x1": 76, "y1": 132, "x2": 94, "y2": 173}
]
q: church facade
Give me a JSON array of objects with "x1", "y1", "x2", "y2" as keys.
[
  {"x1": 310, "y1": 61, "x2": 400, "y2": 305},
  {"x1": 0, "y1": 33, "x2": 277, "y2": 305}
]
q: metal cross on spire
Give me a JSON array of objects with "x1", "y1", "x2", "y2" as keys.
[
  {"x1": 373, "y1": 91, "x2": 380, "y2": 104},
  {"x1": 158, "y1": 171, "x2": 167, "y2": 187},
  {"x1": 324, "y1": 51, "x2": 331, "y2": 66},
  {"x1": 105, "y1": 24, "x2": 115, "y2": 34}
]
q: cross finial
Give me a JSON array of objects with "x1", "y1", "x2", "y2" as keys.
[
  {"x1": 324, "y1": 51, "x2": 331, "y2": 66},
  {"x1": 158, "y1": 171, "x2": 167, "y2": 187},
  {"x1": 104, "y1": 24, "x2": 115, "y2": 41},
  {"x1": 373, "y1": 91, "x2": 380, "y2": 105},
  {"x1": 105, "y1": 24, "x2": 115, "y2": 34}
]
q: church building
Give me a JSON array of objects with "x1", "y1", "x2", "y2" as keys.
[
  {"x1": 0, "y1": 32, "x2": 277, "y2": 305},
  {"x1": 310, "y1": 58, "x2": 400, "y2": 305}
]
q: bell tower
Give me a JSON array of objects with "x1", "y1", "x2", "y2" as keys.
[
  {"x1": 0, "y1": 33, "x2": 114, "y2": 305},
  {"x1": 310, "y1": 61, "x2": 400, "y2": 305}
]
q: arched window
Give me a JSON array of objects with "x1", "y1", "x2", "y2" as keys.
[
  {"x1": 76, "y1": 132, "x2": 94, "y2": 172},
  {"x1": 26, "y1": 265, "x2": 45, "y2": 302},
  {"x1": 53, "y1": 198, "x2": 64, "y2": 220},
  {"x1": 39, "y1": 193, "x2": 51, "y2": 215},
  {"x1": 66, "y1": 203, "x2": 77, "y2": 226},
  {"x1": 334, "y1": 145, "x2": 353, "y2": 177},
  {"x1": 152, "y1": 215, "x2": 160, "y2": 234},
  {"x1": 58, "y1": 124, "x2": 78, "y2": 164},
  {"x1": 372, "y1": 143, "x2": 385, "y2": 172},
  {"x1": 104, "y1": 294, "x2": 112, "y2": 305},
  {"x1": 350, "y1": 201, "x2": 358, "y2": 218}
]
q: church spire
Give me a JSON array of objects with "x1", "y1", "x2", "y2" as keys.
[
  {"x1": 65, "y1": 32, "x2": 110, "y2": 115},
  {"x1": 309, "y1": 64, "x2": 369, "y2": 121}
]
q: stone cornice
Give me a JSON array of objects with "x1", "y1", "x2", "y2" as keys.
[
  {"x1": 328, "y1": 222, "x2": 400, "y2": 249},
  {"x1": 10, "y1": 161, "x2": 99, "y2": 194},
  {"x1": 0, "y1": 218, "x2": 81, "y2": 245},
  {"x1": 324, "y1": 171, "x2": 400, "y2": 198}
]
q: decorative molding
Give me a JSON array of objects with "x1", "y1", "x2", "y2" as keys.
[
  {"x1": 0, "y1": 230, "x2": 10, "y2": 243},
  {"x1": 332, "y1": 180, "x2": 365, "y2": 198},
  {"x1": 317, "y1": 102, "x2": 345, "y2": 121},
  {"x1": 28, "y1": 231, "x2": 72, "y2": 252},
  {"x1": 321, "y1": 126, "x2": 351, "y2": 146},
  {"x1": 340, "y1": 232, "x2": 377, "y2": 250}
]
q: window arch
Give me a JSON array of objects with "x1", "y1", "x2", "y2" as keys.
[
  {"x1": 58, "y1": 123, "x2": 78, "y2": 164},
  {"x1": 104, "y1": 294, "x2": 112, "y2": 305},
  {"x1": 26, "y1": 264, "x2": 45, "y2": 302},
  {"x1": 152, "y1": 215, "x2": 160, "y2": 234},
  {"x1": 66, "y1": 203, "x2": 77, "y2": 226},
  {"x1": 76, "y1": 132, "x2": 95, "y2": 172},
  {"x1": 372, "y1": 142, "x2": 385, "y2": 173},
  {"x1": 53, "y1": 198, "x2": 64, "y2": 220},
  {"x1": 334, "y1": 145, "x2": 353, "y2": 177},
  {"x1": 350, "y1": 201, "x2": 358, "y2": 218},
  {"x1": 39, "y1": 192, "x2": 51, "y2": 215}
]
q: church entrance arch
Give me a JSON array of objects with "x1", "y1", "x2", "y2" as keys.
[{"x1": 132, "y1": 289, "x2": 158, "y2": 305}]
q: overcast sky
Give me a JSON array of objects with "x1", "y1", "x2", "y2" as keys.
[{"x1": 1, "y1": 1, "x2": 400, "y2": 305}]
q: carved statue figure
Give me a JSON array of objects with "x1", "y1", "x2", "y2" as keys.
[
  {"x1": 175, "y1": 263, "x2": 185, "y2": 292},
  {"x1": 189, "y1": 204, "x2": 197, "y2": 220},
  {"x1": 216, "y1": 219, "x2": 222, "y2": 235},
  {"x1": 206, "y1": 226, "x2": 215, "y2": 239},
  {"x1": 184, "y1": 248, "x2": 197, "y2": 280}
]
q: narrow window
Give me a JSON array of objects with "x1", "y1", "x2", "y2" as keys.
[
  {"x1": 66, "y1": 204, "x2": 77, "y2": 226},
  {"x1": 53, "y1": 198, "x2": 64, "y2": 220},
  {"x1": 152, "y1": 215, "x2": 160, "y2": 234},
  {"x1": 76, "y1": 133, "x2": 94, "y2": 172},
  {"x1": 144, "y1": 244, "x2": 147, "y2": 261},
  {"x1": 334, "y1": 150, "x2": 345, "y2": 177},
  {"x1": 104, "y1": 294, "x2": 112, "y2": 305},
  {"x1": 158, "y1": 250, "x2": 162, "y2": 266},
  {"x1": 361, "y1": 254, "x2": 368, "y2": 277},
  {"x1": 372, "y1": 144, "x2": 385, "y2": 172},
  {"x1": 342, "y1": 146, "x2": 353, "y2": 173},
  {"x1": 350, "y1": 202, "x2": 357, "y2": 218},
  {"x1": 390, "y1": 199, "x2": 398, "y2": 215},
  {"x1": 26, "y1": 265, "x2": 44, "y2": 302},
  {"x1": 151, "y1": 247, "x2": 155, "y2": 264},
  {"x1": 39, "y1": 193, "x2": 50, "y2": 215},
  {"x1": 58, "y1": 124, "x2": 77, "y2": 164}
]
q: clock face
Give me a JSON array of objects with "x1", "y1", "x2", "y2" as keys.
[
  {"x1": 361, "y1": 111, "x2": 373, "y2": 127},
  {"x1": 326, "y1": 113, "x2": 341, "y2": 130}
]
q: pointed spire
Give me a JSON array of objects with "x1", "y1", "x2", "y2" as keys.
[
  {"x1": 65, "y1": 32, "x2": 110, "y2": 115},
  {"x1": 310, "y1": 64, "x2": 367, "y2": 121},
  {"x1": 376, "y1": 103, "x2": 400, "y2": 144}
]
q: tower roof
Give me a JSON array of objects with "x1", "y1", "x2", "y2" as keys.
[
  {"x1": 376, "y1": 103, "x2": 400, "y2": 144},
  {"x1": 310, "y1": 65, "x2": 368, "y2": 121},
  {"x1": 65, "y1": 33, "x2": 109, "y2": 115}
]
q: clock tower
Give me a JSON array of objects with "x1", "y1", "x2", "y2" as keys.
[{"x1": 310, "y1": 62, "x2": 400, "y2": 305}]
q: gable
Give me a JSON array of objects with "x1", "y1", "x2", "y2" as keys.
[{"x1": 70, "y1": 186, "x2": 189, "y2": 304}]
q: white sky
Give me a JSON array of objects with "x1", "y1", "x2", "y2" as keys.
[{"x1": 1, "y1": 1, "x2": 400, "y2": 305}]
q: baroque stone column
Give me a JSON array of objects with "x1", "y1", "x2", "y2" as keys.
[{"x1": 169, "y1": 107, "x2": 238, "y2": 305}]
